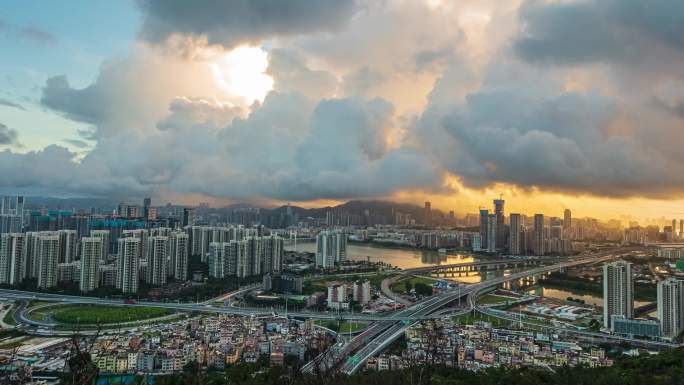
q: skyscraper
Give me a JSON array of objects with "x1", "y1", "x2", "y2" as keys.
[
  {"x1": 603, "y1": 261, "x2": 633, "y2": 329},
  {"x1": 117, "y1": 237, "x2": 140, "y2": 293},
  {"x1": 533, "y1": 214, "x2": 545, "y2": 256},
  {"x1": 563, "y1": 209, "x2": 571, "y2": 230},
  {"x1": 424, "y1": 201, "x2": 432, "y2": 226},
  {"x1": 182, "y1": 208, "x2": 195, "y2": 227},
  {"x1": 479, "y1": 209, "x2": 489, "y2": 249},
  {"x1": 15, "y1": 196, "x2": 24, "y2": 228},
  {"x1": 486, "y1": 213, "x2": 497, "y2": 252},
  {"x1": 80, "y1": 237, "x2": 102, "y2": 292},
  {"x1": 143, "y1": 197, "x2": 151, "y2": 219},
  {"x1": 658, "y1": 278, "x2": 684, "y2": 339},
  {"x1": 493, "y1": 198, "x2": 505, "y2": 250},
  {"x1": 146, "y1": 236, "x2": 168, "y2": 286},
  {"x1": 509, "y1": 213, "x2": 522, "y2": 255}
]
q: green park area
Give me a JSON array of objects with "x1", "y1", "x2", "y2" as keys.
[
  {"x1": 49, "y1": 305, "x2": 175, "y2": 325},
  {"x1": 391, "y1": 276, "x2": 435, "y2": 295}
]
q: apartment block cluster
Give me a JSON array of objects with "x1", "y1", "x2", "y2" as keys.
[
  {"x1": 0, "y1": 195, "x2": 284, "y2": 295},
  {"x1": 475, "y1": 199, "x2": 577, "y2": 256},
  {"x1": 88, "y1": 315, "x2": 328, "y2": 374},
  {"x1": 603, "y1": 260, "x2": 684, "y2": 340},
  {"x1": 314, "y1": 230, "x2": 347, "y2": 268},
  {"x1": 204, "y1": 226, "x2": 284, "y2": 279},
  {"x1": 349, "y1": 228, "x2": 476, "y2": 250},
  {"x1": 397, "y1": 320, "x2": 613, "y2": 372},
  {"x1": 326, "y1": 280, "x2": 372, "y2": 310}
]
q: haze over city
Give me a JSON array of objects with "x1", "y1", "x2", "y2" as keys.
[{"x1": 3, "y1": 1, "x2": 684, "y2": 220}]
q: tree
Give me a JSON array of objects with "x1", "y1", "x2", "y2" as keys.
[{"x1": 414, "y1": 283, "x2": 433, "y2": 297}]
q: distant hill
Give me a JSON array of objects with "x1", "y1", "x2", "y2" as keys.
[{"x1": 266, "y1": 199, "x2": 444, "y2": 222}]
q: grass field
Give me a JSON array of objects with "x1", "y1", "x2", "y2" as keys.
[
  {"x1": 476, "y1": 294, "x2": 515, "y2": 305},
  {"x1": 50, "y1": 305, "x2": 174, "y2": 325}
]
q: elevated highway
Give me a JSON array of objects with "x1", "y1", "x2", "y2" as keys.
[{"x1": 338, "y1": 255, "x2": 619, "y2": 375}]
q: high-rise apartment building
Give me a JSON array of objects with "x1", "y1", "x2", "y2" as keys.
[
  {"x1": 0, "y1": 233, "x2": 25, "y2": 285},
  {"x1": 122, "y1": 229, "x2": 148, "y2": 260},
  {"x1": 90, "y1": 230, "x2": 111, "y2": 259},
  {"x1": 169, "y1": 231, "x2": 189, "y2": 281},
  {"x1": 533, "y1": 214, "x2": 545, "y2": 256},
  {"x1": 353, "y1": 280, "x2": 371, "y2": 305},
  {"x1": 80, "y1": 237, "x2": 102, "y2": 292},
  {"x1": 58, "y1": 229, "x2": 77, "y2": 263},
  {"x1": 509, "y1": 213, "x2": 522, "y2": 255},
  {"x1": 0, "y1": 196, "x2": 11, "y2": 215},
  {"x1": 36, "y1": 234, "x2": 60, "y2": 289},
  {"x1": 658, "y1": 278, "x2": 684, "y2": 339},
  {"x1": 603, "y1": 260, "x2": 633, "y2": 329},
  {"x1": 261, "y1": 234, "x2": 284, "y2": 274},
  {"x1": 563, "y1": 209, "x2": 572, "y2": 230},
  {"x1": 208, "y1": 242, "x2": 228, "y2": 278},
  {"x1": 117, "y1": 237, "x2": 140, "y2": 293},
  {"x1": 146, "y1": 236, "x2": 168, "y2": 286}
]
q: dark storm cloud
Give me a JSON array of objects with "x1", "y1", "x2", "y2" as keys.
[
  {"x1": 412, "y1": 87, "x2": 684, "y2": 198},
  {"x1": 0, "y1": 123, "x2": 19, "y2": 146},
  {"x1": 515, "y1": 0, "x2": 684, "y2": 64},
  {"x1": 137, "y1": 0, "x2": 358, "y2": 48},
  {"x1": 41, "y1": 75, "x2": 109, "y2": 125}
]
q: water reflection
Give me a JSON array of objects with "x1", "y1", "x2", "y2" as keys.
[{"x1": 526, "y1": 287, "x2": 651, "y2": 308}]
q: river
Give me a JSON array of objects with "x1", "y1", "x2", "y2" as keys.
[{"x1": 288, "y1": 242, "x2": 476, "y2": 269}]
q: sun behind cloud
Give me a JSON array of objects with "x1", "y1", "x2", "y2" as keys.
[{"x1": 210, "y1": 46, "x2": 274, "y2": 105}]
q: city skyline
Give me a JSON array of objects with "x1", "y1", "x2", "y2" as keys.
[{"x1": 2, "y1": 1, "x2": 684, "y2": 220}]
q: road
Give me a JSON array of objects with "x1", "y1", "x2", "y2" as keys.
[
  {"x1": 201, "y1": 284, "x2": 261, "y2": 305},
  {"x1": 380, "y1": 275, "x2": 413, "y2": 306}
]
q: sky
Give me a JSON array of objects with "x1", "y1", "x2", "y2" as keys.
[{"x1": 2, "y1": 0, "x2": 684, "y2": 220}]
